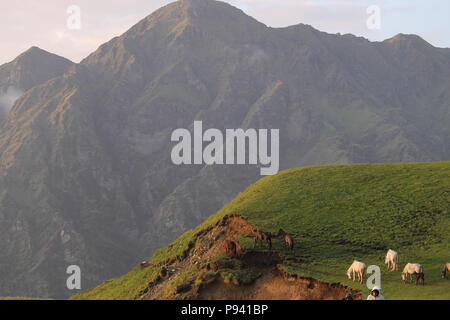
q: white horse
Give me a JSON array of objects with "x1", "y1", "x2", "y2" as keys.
[
  {"x1": 385, "y1": 249, "x2": 399, "y2": 271},
  {"x1": 402, "y1": 263, "x2": 424, "y2": 285},
  {"x1": 347, "y1": 260, "x2": 366, "y2": 284}
]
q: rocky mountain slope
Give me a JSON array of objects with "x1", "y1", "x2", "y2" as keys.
[
  {"x1": 0, "y1": 0, "x2": 449, "y2": 298},
  {"x1": 0, "y1": 47, "x2": 73, "y2": 120}
]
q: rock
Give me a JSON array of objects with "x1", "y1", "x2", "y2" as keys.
[{"x1": 176, "y1": 281, "x2": 194, "y2": 294}]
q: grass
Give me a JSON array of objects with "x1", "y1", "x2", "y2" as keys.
[
  {"x1": 220, "y1": 269, "x2": 261, "y2": 286},
  {"x1": 0, "y1": 297, "x2": 45, "y2": 300},
  {"x1": 70, "y1": 265, "x2": 161, "y2": 300},
  {"x1": 72, "y1": 162, "x2": 450, "y2": 300},
  {"x1": 203, "y1": 256, "x2": 242, "y2": 271}
]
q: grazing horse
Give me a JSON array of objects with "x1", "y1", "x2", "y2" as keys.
[
  {"x1": 277, "y1": 229, "x2": 294, "y2": 250},
  {"x1": 415, "y1": 272, "x2": 425, "y2": 285},
  {"x1": 224, "y1": 240, "x2": 238, "y2": 258},
  {"x1": 347, "y1": 260, "x2": 366, "y2": 284},
  {"x1": 402, "y1": 263, "x2": 425, "y2": 285},
  {"x1": 442, "y1": 263, "x2": 450, "y2": 279},
  {"x1": 385, "y1": 249, "x2": 399, "y2": 272},
  {"x1": 284, "y1": 233, "x2": 294, "y2": 250},
  {"x1": 253, "y1": 229, "x2": 272, "y2": 249},
  {"x1": 235, "y1": 241, "x2": 244, "y2": 255}
]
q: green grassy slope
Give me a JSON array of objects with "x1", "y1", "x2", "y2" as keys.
[
  {"x1": 72, "y1": 162, "x2": 450, "y2": 300},
  {"x1": 0, "y1": 297, "x2": 44, "y2": 300}
]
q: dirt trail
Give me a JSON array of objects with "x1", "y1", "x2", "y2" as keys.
[{"x1": 140, "y1": 215, "x2": 360, "y2": 300}]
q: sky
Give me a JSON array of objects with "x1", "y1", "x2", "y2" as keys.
[{"x1": 1, "y1": 0, "x2": 449, "y2": 65}]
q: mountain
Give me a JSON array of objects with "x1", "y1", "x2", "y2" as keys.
[
  {"x1": 0, "y1": 0, "x2": 449, "y2": 298},
  {"x1": 72, "y1": 162, "x2": 450, "y2": 300},
  {"x1": 0, "y1": 47, "x2": 74, "y2": 120}
]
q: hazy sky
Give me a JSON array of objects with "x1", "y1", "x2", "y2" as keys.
[{"x1": 1, "y1": 0, "x2": 449, "y2": 65}]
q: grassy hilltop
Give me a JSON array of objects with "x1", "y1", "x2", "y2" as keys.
[{"x1": 72, "y1": 162, "x2": 450, "y2": 300}]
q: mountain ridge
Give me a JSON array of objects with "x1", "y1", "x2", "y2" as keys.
[{"x1": 0, "y1": 46, "x2": 74, "y2": 120}]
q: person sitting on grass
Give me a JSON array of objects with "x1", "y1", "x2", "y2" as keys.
[
  {"x1": 367, "y1": 286, "x2": 384, "y2": 300},
  {"x1": 343, "y1": 293, "x2": 354, "y2": 300}
]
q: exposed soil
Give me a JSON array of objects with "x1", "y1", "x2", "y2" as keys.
[
  {"x1": 197, "y1": 269, "x2": 358, "y2": 300},
  {"x1": 139, "y1": 215, "x2": 361, "y2": 300},
  {"x1": 199, "y1": 251, "x2": 360, "y2": 300}
]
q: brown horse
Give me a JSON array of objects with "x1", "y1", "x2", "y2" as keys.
[
  {"x1": 235, "y1": 241, "x2": 244, "y2": 255},
  {"x1": 277, "y1": 229, "x2": 295, "y2": 250},
  {"x1": 253, "y1": 229, "x2": 272, "y2": 249},
  {"x1": 284, "y1": 233, "x2": 294, "y2": 250},
  {"x1": 224, "y1": 240, "x2": 238, "y2": 258}
]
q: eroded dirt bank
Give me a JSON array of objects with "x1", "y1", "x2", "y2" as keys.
[
  {"x1": 140, "y1": 215, "x2": 360, "y2": 300},
  {"x1": 198, "y1": 270, "x2": 358, "y2": 300}
]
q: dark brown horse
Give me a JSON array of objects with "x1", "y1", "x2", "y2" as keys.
[
  {"x1": 442, "y1": 263, "x2": 450, "y2": 279},
  {"x1": 224, "y1": 240, "x2": 238, "y2": 258},
  {"x1": 415, "y1": 272, "x2": 425, "y2": 285},
  {"x1": 253, "y1": 229, "x2": 272, "y2": 249}
]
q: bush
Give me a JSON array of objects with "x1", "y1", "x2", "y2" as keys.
[
  {"x1": 220, "y1": 269, "x2": 261, "y2": 286},
  {"x1": 202, "y1": 256, "x2": 241, "y2": 271}
]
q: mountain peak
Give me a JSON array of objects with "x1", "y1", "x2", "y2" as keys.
[
  {"x1": 141, "y1": 0, "x2": 264, "y2": 33},
  {"x1": 385, "y1": 33, "x2": 432, "y2": 49},
  {"x1": 0, "y1": 46, "x2": 73, "y2": 102},
  {"x1": 179, "y1": 0, "x2": 218, "y2": 6},
  {"x1": 22, "y1": 46, "x2": 44, "y2": 54},
  {"x1": 14, "y1": 46, "x2": 72, "y2": 64},
  {"x1": 83, "y1": 0, "x2": 265, "y2": 68}
]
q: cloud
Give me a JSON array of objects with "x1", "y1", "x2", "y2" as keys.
[{"x1": 0, "y1": 86, "x2": 24, "y2": 114}]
